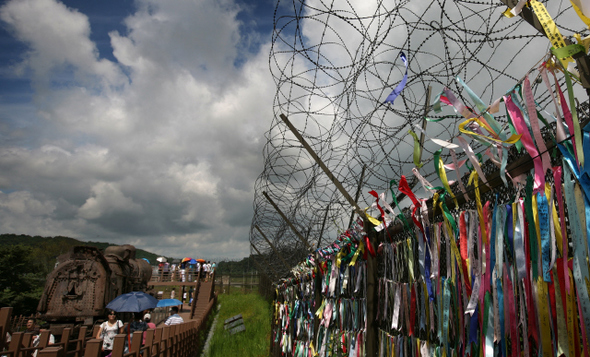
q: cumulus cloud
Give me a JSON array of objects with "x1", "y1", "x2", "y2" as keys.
[{"x1": 0, "y1": 0, "x2": 274, "y2": 260}]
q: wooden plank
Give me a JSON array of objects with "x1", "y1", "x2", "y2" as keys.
[
  {"x1": 229, "y1": 325, "x2": 246, "y2": 335},
  {"x1": 224, "y1": 314, "x2": 243, "y2": 325},
  {"x1": 224, "y1": 320, "x2": 244, "y2": 330},
  {"x1": 224, "y1": 314, "x2": 245, "y2": 335}
]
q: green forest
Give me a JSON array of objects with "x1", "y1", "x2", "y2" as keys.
[
  {"x1": 0, "y1": 234, "x2": 256, "y2": 316},
  {"x1": 0, "y1": 234, "x2": 166, "y2": 315}
]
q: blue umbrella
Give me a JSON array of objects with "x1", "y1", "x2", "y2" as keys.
[
  {"x1": 188, "y1": 259, "x2": 197, "y2": 264},
  {"x1": 157, "y1": 298, "x2": 183, "y2": 308},
  {"x1": 106, "y1": 291, "x2": 158, "y2": 312},
  {"x1": 142, "y1": 258, "x2": 150, "y2": 264}
]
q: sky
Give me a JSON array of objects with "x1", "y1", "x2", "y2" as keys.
[{"x1": 0, "y1": 0, "x2": 278, "y2": 261}]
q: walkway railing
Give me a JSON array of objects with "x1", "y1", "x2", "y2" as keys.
[{"x1": 0, "y1": 295, "x2": 217, "y2": 357}]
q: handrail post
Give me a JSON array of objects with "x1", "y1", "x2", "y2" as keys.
[
  {"x1": 75, "y1": 326, "x2": 88, "y2": 357},
  {"x1": 37, "y1": 346, "x2": 64, "y2": 357},
  {"x1": 82, "y1": 339, "x2": 101, "y2": 357},
  {"x1": 111, "y1": 334, "x2": 126, "y2": 357},
  {"x1": 0, "y1": 307, "x2": 12, "y2": 352}
]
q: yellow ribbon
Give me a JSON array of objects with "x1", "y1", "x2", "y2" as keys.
[
  {"x1": 546, "y1": 183, "x2": 564, "y2": 256},
  {"x1": 310, "y1": 341, "x2": 317, "y2": 357},
  {"x1": 336, "y1": 249, "x2": 344, "y2": 268},
  {"x1": 570, "y1": 0, "x2": 590, "y2": 28},
  {"x1": 536, "y1": 278, "x2": 554, "y2": 357},
  {"x1": 553, "y1": 266, "x2": 570, "y2": 357},
  {"x1": 436, "y1": 156, "x2": 459, "y2": 209},
  {"x1": 315, "y1": 298, "x2": 326, "y2": 319},
  {"x1": 574, "y1": 33, "x2": 590, "y2": 54},
  {"x1": 530, "y1": 0, "x2": 573, "y2": 66},
  {"x1": 503, "y1": 8, "x2": 515, "y2": 18},
  {"x1": 458, "y1": 118, "x2": 522, "y2": 144},
  {"x1": 349, "y1": 241, "x2": 364, "y2": 266},
  {"x1": 468, "y1": 170, "x2": 487, "y2": 244},
  {"x1": 364, "y1": 207, "x2": 382, "y2": 227},
  {"x1": 407, "y1": 238, "x2": 415, "y2": 281}
]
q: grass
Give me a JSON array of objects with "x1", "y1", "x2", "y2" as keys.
[{"x1": 204, "y1": 291, "x2": 271, "y2": 357}]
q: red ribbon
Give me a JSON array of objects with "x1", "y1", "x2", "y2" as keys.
[
  {"x1": 398, "y1": 176, "x2": 425, "y2": 237},
  {"x1": 364, "y1": 235, "x2": 376, "y2": 257}
]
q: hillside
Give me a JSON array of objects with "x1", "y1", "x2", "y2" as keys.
[{"x1": 0, "y1": 234, "x2": 168, "y2": 271}]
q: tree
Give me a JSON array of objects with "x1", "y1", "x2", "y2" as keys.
[{"x1": 0, "y1": 245, "x2": 45, "y2": 315}]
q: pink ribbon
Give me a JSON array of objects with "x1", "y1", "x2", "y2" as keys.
[{"x1": 504, "y1": 94, "x2": 545, "y2": 193}]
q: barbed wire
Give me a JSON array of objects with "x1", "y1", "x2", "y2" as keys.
[{"x1": 250, "y1": 0, "x2": 588, "y2": 279}]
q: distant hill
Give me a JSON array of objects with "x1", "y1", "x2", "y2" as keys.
[
  {"x1": 0, "y1": 234, "x2": 169, "y2": 272},
  {"x1": 0, "y1": 233, "x2": 256, "y2": 276},
  {"x1": 216, "y1": 256, "x2": 257, "y2": 274}
]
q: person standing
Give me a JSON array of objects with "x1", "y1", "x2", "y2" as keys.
[
  {"x1": 188, "y1": 287, "x2": 194, "y2": 306},
  {"x1": 164, "y1": 307, "x2": 184, "y2": 326},
  {"x1": 96, "y1": 310, "x2": 123, "y2": 357},
  {"x1": 195, "y1": 262, "x2": 201, "y2": 281},
  {"x1": 202, "y1": 262, "x2": 209, "y2": 282},
  {"x1": 170, "y1": 264, "x2": 176, "y2": 282},
  {"x1": 142, "y1": 314, "x2": 156, "y2": 345},
  {"x1": 32, "y1": 324, "x2": 54, "y2": 357},
  {"x1": 143, "y1": 314, "x2": 156, "y2": 330},
  {"x1": 170, "y1": 288, "x2": 176, "y2": 300},
  {"x1": 162, "y1": 263, "x2": 169, "y2": 282},
  {"x1": 24, "y1": 319, "x2": 38, "y2": 335},
  {"x1": 126, "y1": 312, "x2": 147, "y2": 351},
  {"x1": 180, "y1": 262, "x2": 186, "y2": 282}
]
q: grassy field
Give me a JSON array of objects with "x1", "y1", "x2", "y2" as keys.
[{"x1": 204, "y1": 291, "x2": 271, "y2": 357}]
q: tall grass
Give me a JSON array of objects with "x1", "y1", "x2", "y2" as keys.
[{"x1": 204, "y1": 291, "x2": 271, "y2": 357}]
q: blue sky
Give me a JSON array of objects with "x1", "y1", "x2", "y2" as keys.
[{"x1": 0, "y1": 0, "x2": 278, "y2": 260}]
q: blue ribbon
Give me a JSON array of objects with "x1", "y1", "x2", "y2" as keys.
[
  {"x1": 505, "y1": 204, "x2": 514, "y2": 258},
  {"x1": 384, "y1": 52, "x2": 408, "y2": 104},
  {"x1": 538, "y1": 192, "x2": 552, "y2": 282},
  {"x1": 424, "y1": 226, "x2": 434, "y2": 300},
  {"x1": 489, "y1": 195, "x2": 498, "y2": 276},
  {"x1": 468, "y1": 305, "x2": 479, "y2": 345}
]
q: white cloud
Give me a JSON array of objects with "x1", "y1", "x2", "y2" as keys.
[
  {"x1": 0, "y1": 0, "x2": 124, "y2": 87},
  {"x1": 0, "y1": 0, "x2": 275, "y2": 260},
  {"x1": 78, "y1": 182, "x2": 144, "y2": 220}
]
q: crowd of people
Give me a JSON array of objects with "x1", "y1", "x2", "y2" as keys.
[
  {"x1": 156, "y1": 260, "x2": 215, "y2": 282},
  {"x1": 95, "y1": 308, "x2": 184, "y2": 357},
  {"x1": 2, "y1": 319, "x2": 56, "y2": 357}
]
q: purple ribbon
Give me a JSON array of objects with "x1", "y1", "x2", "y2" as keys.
[{"x1": 384, "y1": 52, "x2": 408, "y2": 104}]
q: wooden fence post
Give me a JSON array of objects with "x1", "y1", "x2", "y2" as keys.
[
  {"x1": 91, "y1": 326, "x2": 100, "y2": 340},
  {"x1": 0, "y1": 307, "x2": 12, "y2": 352},
  {"x1": 111, "y1": 334, "x2": 126, "y2": 357},
  {"x1": 82, "y1": 339, "x2": 102, "y2": 357},
  {"x1": 37, "y1": 346, "x2": 64, "y2": 357},
  {"x1": 74, "y1": 326, "x2": 87, "y2": 357},
  {"x1": 152, "y1": 327, "x2": 163, "y2": 357},
  {"x1": 127, "y1": 331, "x2": 142, "y2": 357},
  {"x1": 37, "y1": 330, "x2": 51, "y2": 351},
  {"x1": 6, "y1": 332, "x2": 23, "y2": 357},
  {"x1": 55, "y1": 328, "x2": 71, "y2": 352},
  {"x1": 161, "y1": 326, "x2": 170, "y2": 357}
]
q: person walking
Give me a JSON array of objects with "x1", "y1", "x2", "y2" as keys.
[
  {"x1": 164, "y1": 307, "x2": 184, "y2": 326},
  {"x1": 96, "y1": 310, "x2": 123, "y2": 357},
  {"x1": 142, "y1": 314, "x2": 156, "y2": 345}
]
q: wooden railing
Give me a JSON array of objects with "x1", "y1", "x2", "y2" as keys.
[{"x1": 0, "y1": 295, "x2": 217, "y2": 357}]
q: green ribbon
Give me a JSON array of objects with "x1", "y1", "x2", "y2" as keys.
[
  {"x1": 408, "y1": 130, "x2": 424, "y2": 168},
  {"x1": 551, "y1": 44, "x2": 585, "y2": 59}
]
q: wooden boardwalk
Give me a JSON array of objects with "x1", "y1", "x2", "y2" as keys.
[{"x1": 0, "y1": 273, "x2": 217, "y2": 357}]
